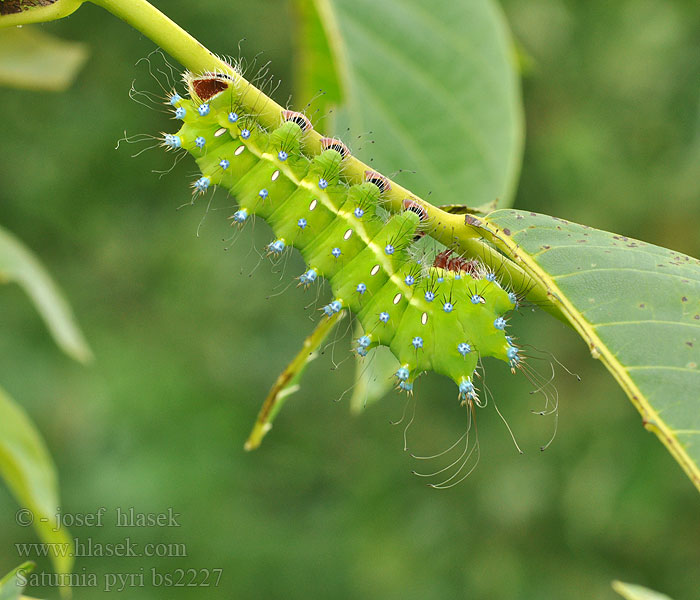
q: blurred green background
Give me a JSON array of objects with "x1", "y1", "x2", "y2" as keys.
[{"x1": 1, "y1": 0, "x2": 699, "y2": 598}]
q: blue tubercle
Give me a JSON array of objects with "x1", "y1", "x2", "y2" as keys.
[
  {"x1": 396, "y1": 366, "x2": 410, "y2": 381},
  {"x1": 297, "y1": 218, "x2": 307, "y2": 229},
  {"x1": 508, "y1": 292, "x2": 518, "y2": 306},
  {"x1": 356, "y1": 283, "x2": 367, "y2": 294},
  {"x1": 331, "y1": 247, "x2": 341, "y2": 258},
  {"x1": 357, "y1": 347, "x2": 368, "y2": 357},
  {"x1": 195, "y1": 136, "x2": 206, "y2": 149},
  {"x1": 169, "y1": 93, "x2": 181, "y2": 105},
  {"x1": 318, "y1": 178, "x2": 328, "y2": 190},
  {"x1": 323, "y1": 299, "x2": 343, "y2": 316},
  {"x1": 241, "y1": 129, "x2": 251, "y2": 140},
  {"x1": 405, "y1": 275, "x2": 415, "y2": 286},
  {"x1": 197, "y1": 103, "x2": 210, "y2": 117},
  {"x1": 358, "y1": 335, "x2": 371, "y2": 348},
  {"x1": 485, "y1": 272, "x2": 497, "y2": 282},
  {"x1": 399, "y1": 381, "x2": 413, "y2": 392},
  {"x1": 412, "y1": 336, "x2": 423, "y2": 349},
  {"x1": 458, "y1": 377, "x2": 476, "y2": 400},
  {"x1": 175, "y1": 107, "x2": 186, "y2": 119},
  {"x1": 164, "y1": 134, "x2": 181, "y2": 149},
  {"x1": 268, "y1": 239, "x2": 285, "y2": 254},
  {"x1": 494, "y1": 317, "x2": 507, "y2": 330},
  {"x1": 424, "y1": 291, "x2": 435, "y2": 302},
  {"x1": 471, "y1": 294, "x2": 484, "y2": 304},
  {"x1": 443, "y1": 302, "x2": 454, "y2": 313},
  {"x1": 507, "y1": 346, "x2": 520, "y2": 364},
  {"x1": 437, "y1": 276, "x2": 445, "y2": 283},
  {"x1": 278, "y1": 150, "x2": 288, "y2": 161},
  {"x1": 458, "y1": 343, "x2": 471, "y2": 356},
  {"x1": 228, "y1": 112, "x2": 239, "y2": 123},
  {"x1": 385, "y1": 244, "x2": 395, "y2": 255},
  {"x1": 232, "y1": 209, "x2": 248, "y2": 224},
  {"x1": 219, "y1": 159, "x2": 230, "y2": 170},
  {"x1": 299, "y1": 268, "x2": 318, "y2": 286},
  {"x1": 258, "y1": 189, "x2": 269, "y2": 199},
  {"x1": 194, "y1": 176, "x2": 210, "y2": 193},
  {"x1": 379, "y1": 311, "x2": 390, "y2": 323},
  {"x1": 354, "y1": 207, "x2": 364, "y2": 218}
]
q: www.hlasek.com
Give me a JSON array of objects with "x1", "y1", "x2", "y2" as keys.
[
  {"x1": 15, "y1": 567, "x2": 224, "y2": 592},
  {"x1": 16, "y1": 537, "x2": 187, "y2": 558}
]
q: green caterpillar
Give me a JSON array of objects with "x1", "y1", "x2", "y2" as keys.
[{"x1": 161, "y1": 72, "x2": 521, "y2": 405}]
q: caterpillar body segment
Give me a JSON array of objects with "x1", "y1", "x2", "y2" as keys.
[{"x1": 165, "y1": 74, "x2": 519, "y2": 403}]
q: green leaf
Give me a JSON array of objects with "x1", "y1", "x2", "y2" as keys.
[
  {"x1": 612, "y1": 580, "x2": 674, "y2": 600},
  {"x1": 0, "y1": 385, "x2": 74, "y2": 585},
  {"x1": 292, "y1": 0, "x2": 343, "y2": 120},
  {"x1": 0, "y1": 562, "x2": 34, "y2": 600},
  {"x1": 349, "y1": 335, "x2": 399, "y2": 413},
  {"x1": 479, "y1": 209, "x2": 700, "y2": 493},
  {"x1": 323, "y1": 0, "x2": 523, "y2": 207},
  {"x1": 246, "y1": 311, "x2": 346, "y2": 450},
  {"x1": 0, "y1": 26, "x2": 88, "y2": 91},
  {"x1": 0, "y1": 224, "x2": 92, "y2": 363}
]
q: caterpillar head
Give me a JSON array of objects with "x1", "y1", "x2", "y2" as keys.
[{"x1": 433, "y1": 250, "x2": 479, "y2": 276}]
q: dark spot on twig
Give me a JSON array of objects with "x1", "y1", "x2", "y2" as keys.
[
  {"x1": 464, "y1": 215, "x2": 481, "y2": 226},
  {"x1": 1, "y1": 0, "x2": 56, "y2": 15}
]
